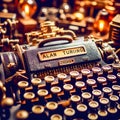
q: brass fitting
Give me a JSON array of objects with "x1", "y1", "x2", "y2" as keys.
[
  {"x1": 0, "y1": 81, "x2": 6, "y2": 102},
  {"x1": 26, "y1": 21, "x2": 77, "y2": 45}
]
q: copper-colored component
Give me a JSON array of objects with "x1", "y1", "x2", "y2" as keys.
[
  {"x1": 59, "y1": 100, "x2": 70, "y2": 107},
  {"x1": 5, "y1": 70, "x2": 28, "y2": 83},
  {"x1": 7, "y1": 62, "x2": 15, "y2": 69},
  {"x1": 0, "y1": 81, "x2": 6, "y2": 102},
  {"x1": 16, "y1": 110, "x2": 29, "y2": 120}
]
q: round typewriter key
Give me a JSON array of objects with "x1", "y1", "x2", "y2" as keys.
[
  {"x1": 31, "y1": 78, "x2": 42, "y2": 93},
  {"x1": 81, "y1": 69, "x2": 91, "y2": 76},
  {"x1": 88, "y1": 100, "x2": 99, "y2": 113},
  {"x1": 81, "y1": 69, "x2": 91, "y2": 81},
  {"x1": 102, "y1": 87, "x2": 113, "y2": 98},
  {"x1": 31, "y1": 105, "x2": 47, "y2": 119},
  {"x1": 102, "y1": 65, "x2": 112, "y2": 75},
  {"x1": 24, "y1": 92, "x2": 35, "y2": 100},
  {"x1": 46, "y1": 101, "x2": 58, "y2": 110},
  {"x1": 102, "y1": 65, "x2": 112, "y2": 71},
  {"x1": 51, "y1": 86, "x2": 61, "y2": 101},
  {"x1": 18, "y1": 81, "x2": 29, "y2": 101},
  {"x1": 109, "y1": 95, "x2": 119, "y2": 108},
  {"x1": 16, "y1": 110, "x2": 29, "y2": 120},
  {"x1": 46, "y1": 101, "x2": 58, "y2": 116},
  {"x1": 112, "y1": 63, "x2": 120, "y2": 73},
  {"x1": 77, "y1": 103, "x2": 87, "y2": 112},
  {"x1": 63, "y1": 84, "x2": 73, "y2": 91},
  {"x1": 100, "y1": 97, "x2": 109, "y2": 105},
  {"x1": 81, "y1": 92, "x2": 92, "y2": 105},
  {"x1": 99, "y1": 97, "x2": 109, "y2": 110},
  {"x1": 86, "y1": 79, "x2": 96, "y2": 90},
  {"x1": 37, "y1": 89, "x2": 48, "y2": 105},
  {"x1": 31, "y1": 78, "x2": 41, "y2": 86},
  {"x1": 23, "y1": 92, "x2": 35, "y2": 108},
  {"x1": 70, "y1": 95, "x2": 81, "y2": 103},
  {"x1": 88, "y1": 113, "x2": 98, "y2": 120},
  {"x1": 98, "y1": 109, "x2": 108, "y2": 119},
  {"x1": 51, "y1": 86, "x2": 61, "y2": 94},
  {"x1": 77, "y1": 103, "x2": 87, "y2": 119},
  {"x1": 97, "y1": 76, "x2": 107, "y2": 88},
  {"x1": 92, "y1": 89, "x2": 102, "y2": 101},
  {"x1": 98, "y1": 97, "x2": 109, "y2": 119},
  {"x1": 44, "y1": 76, "x2": 55, "y2": 90},
  {"x1": 75, "y1": 81, "x2": 85, "y2": 88},
  {"x1": 37, "y1": 89, "x2": 48, "y2": 97},
  {"x1": 50, "y1": 114, "x2": 62, "y2": 120},
  {"x1": 82, "y1": 92, "x2": 92, "y2": 99},
  {"x1": 64, "y1": 108, "x2": 75, "y2": 120},
  {"x1": 92, "y1": 67, "x2": 102, "y2": 78},
  {"x1": 63, "y1": 84, "x2": 73, "y2": 99},
  {"x1": 110, "y1": 94, "x2": 119, "y2": 102},
  {"x1": 112, "y1": 84, "x2": 120, "y2": 95},
  {"x1": 70, "y1": 95, "x2": 81, "y2": 108},
  {"x1": 107, "y1": 107, "x2": 118, "y2": 119},
  {"x1": 107, "y1": 74, "x2": 117, "y2": 85},
  {"x1": 57, "y1": 73, "x2": 67, "y2": 80},
  {"x1": 70, "y1": 71, "x2": 79, "y2": 84},
  {"x1": 97, "y1": 76, "x2": 107, "y2": 83},
  {"x1": 32, "y1": 105, "x2": 44, "y2": 114},
  {"x1": 92, "y1": 67, "x2": 102, "y2": 74},
  {"x1": 44, "y1": 76, "x2": 55, "y2": 83},
  {"x1": 88, "y1": 101, "x2": 99, "y2": 119},
  {"x1": 75, "y1": 81, "x2": 86, "y2": 93},
  {"x1": 18, "y1": 81, "x2": 29, "y2": 89},
  {"x1": 57, "y1": 73, "x2": 67, "y2": 87}
]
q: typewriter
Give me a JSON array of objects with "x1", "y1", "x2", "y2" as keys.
[{"x1": 0, "y1": 21, "x2": 120, "y2": 120}]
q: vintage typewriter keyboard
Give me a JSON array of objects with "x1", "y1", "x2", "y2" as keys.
[{"x1": 1, "y1": 63, "x2": 120, "y2": 120}]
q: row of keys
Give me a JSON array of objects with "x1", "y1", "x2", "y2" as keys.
[{"x1": 14, "y1": 94, "x2": 120, "y2": 120}]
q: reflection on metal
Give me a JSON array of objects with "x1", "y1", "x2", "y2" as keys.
[{"x1": 25, "y1": 21, "x2": 77, "y2": 45}]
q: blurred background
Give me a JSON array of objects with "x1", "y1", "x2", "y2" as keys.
[{"x1": 0, "y1": 0, "x2": 120, "y2": 51}]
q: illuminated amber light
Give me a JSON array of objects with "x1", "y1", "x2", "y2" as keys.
[
  {"x1": 73, "y1": 12, "x2": 84, "y2": 21},
  {"x1": 24, "y1": 4, "x2": 30, "y2": 16},
  {"x1": 98, "y1": 20, "x2": 105, "y2": 32},
  {"x1": 18, "y1": 0, "x2": 37, "y2": 19},
  {"x1": 94, "y1": 9, "x2": 109, "y2": 35}
]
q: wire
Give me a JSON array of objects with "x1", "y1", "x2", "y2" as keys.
[{"x1": 115, "y1": 48, "x2": 120, "y2": 54}]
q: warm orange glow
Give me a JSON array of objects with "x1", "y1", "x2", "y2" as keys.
[
  {"x1": 24, "y1": 4, "x2": 30, "y2": 16},
  {"x1": 18, "y1": 0, "x2": 37, "y2": 19},
  {"x1": 74, "y1": 12, "x2": 84, "y2": 21},
  {"x1": 98, "y1": 20, "x2": 105, "y2": 32}
]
